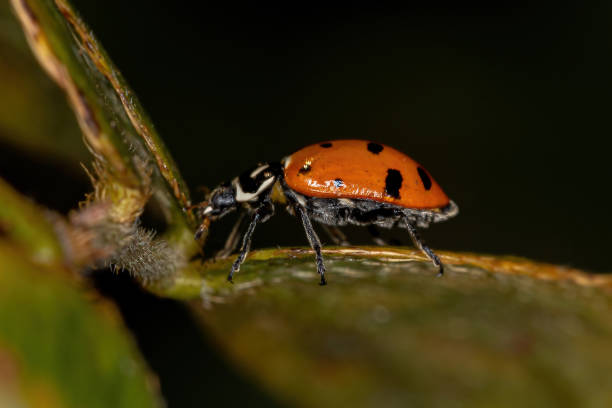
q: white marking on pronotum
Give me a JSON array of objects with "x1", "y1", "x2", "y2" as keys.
[
  {"x1": 250, "y1": 164, "x2": 270, "y2": 178},
  {"x1": 234, "y1": 176, "x2": 276, "y2": 202},
  {"x1": 282, "y1": 155, "x2": 292, "y2": 168}
]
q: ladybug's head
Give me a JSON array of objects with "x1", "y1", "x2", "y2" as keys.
[
  {"x1": 200, "y1": 163, "x2": 279, "y2": 221},
  {"x1": 201, "y1": 181, "x2": 237, "y2": 219}
]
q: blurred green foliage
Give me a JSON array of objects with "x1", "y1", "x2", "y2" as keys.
[
  {"x1": 2, "y1": 1, "x2": 612, "y2": 407},
  {"x1": 0, "y1": 243, "x2": 162, "y2": 408},
  {"x1": 0, "y1": 2, "x2": 86, "y2": 164}
]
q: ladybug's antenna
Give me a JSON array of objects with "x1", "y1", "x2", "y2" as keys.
[
  {"x1": 188, "y1": 201, "x2": 212, "y2": 241},
  {"x1": 194, "y1": 217, "x2": 211, "y2": 241},
  {"x1": 187, "y1": 201, "x2": 209, "y2": 214}
]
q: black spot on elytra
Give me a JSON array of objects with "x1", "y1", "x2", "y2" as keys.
[
  {"x1": 333, "y1": 178, "x2": 344, "y2": 187},
  {"x1": 385, "y1": 169, "x2": 403, "y2": 199},
  {"x1": 417, "y1": 166, "x2": 432, "y2": 190},
  {"x1": 298, "y1": 163, "x2": 311, "y2": 174},
  {"x1": 367, "y1": 142, "x2": 383, "y2": 154},
  {"x1": 320, "y1": 143, "x2": 332, "y2": 148}
]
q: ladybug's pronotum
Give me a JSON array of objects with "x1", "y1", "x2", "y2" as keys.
[{"x1": 195, "y1": 140, "x2": 458, "y2": 285}]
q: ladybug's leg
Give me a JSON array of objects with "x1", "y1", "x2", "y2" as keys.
[
  {"x1": 320, "y1": 225, "x2": 350, "y2": 246},
  {"x1": 215, "y1": 212, "x2": 247, "y2": 259},
  {"x1": 367, "y1": 225, "x2": 388, "y2": 246},
  {"x1": 404, "y1": 220, "x2": 444, "y2": 277},
  {"x1": 294, "y1": 205, "x2": 327, "y2": 286},
  {"x1": 228, "y1": 203, "x2": 273, "y2": 283}
]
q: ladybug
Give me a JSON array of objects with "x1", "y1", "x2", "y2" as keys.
[{"x1": 195, "y1": 140, "x2": 458, "y2": 285}]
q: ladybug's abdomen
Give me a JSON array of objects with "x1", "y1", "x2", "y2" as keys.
[{"x1": 283, "y1": 140, "x2": 450, "y2": 209}]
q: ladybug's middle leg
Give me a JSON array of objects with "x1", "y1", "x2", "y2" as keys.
[
  {"x1": 403, "y1": 218, "x2": 444, "y2": 277},
  {"x1": 294, "y1": 205, "x2": 327, "y2": 286}
]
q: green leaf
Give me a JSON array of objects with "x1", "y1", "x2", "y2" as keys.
[
  {"x1": 0, "y1": 243, "x2": 163, "y2": 408},
  {"x1": 169, "y1": 247, "x2": 612, "y2": 407},
  {"x1": 8, "y1": 0, "x2": 196, "y2": 252},
  {"x1": 0, "y1": 1, "x2": 87, "y2": 163},
  {"x1": 0, "y1": 177, "x2": 63, "y2": 265}
]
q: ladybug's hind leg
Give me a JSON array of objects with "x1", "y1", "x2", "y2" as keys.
[
  {"x1": 403, "y1": 219, "x2": 444, "y2": 277},
  {"x1": 294, "y1": 205, "x2": 327, "y2": 285},
  {"x1": 367, "y1": 225, "x2": 389, "y2": 246},
  {"x1": 320, "y1": 225, "x2": 350, "y2": 247},
  {"x1": 367, "y1": 225, "x2": 403, "y2": 247}
]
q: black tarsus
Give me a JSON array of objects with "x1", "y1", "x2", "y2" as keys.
[
  {"x1": 295, "y1": 204, "x2": 327, "y2": 285},
  {"x1": 404, "y1": 218, "x2": 443, "y2": 276}
]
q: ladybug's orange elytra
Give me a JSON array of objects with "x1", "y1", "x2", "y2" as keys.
[{"x1": 284, "y1": 140, "x2": 450, "y2": 210}]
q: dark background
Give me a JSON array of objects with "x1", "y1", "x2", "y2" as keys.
[
  {"x1": 67, "y1": 1, "x2": 611, "y2": 273},
  {"x1": 4, "y1": 2, "x2": 612, "y2": 407}
]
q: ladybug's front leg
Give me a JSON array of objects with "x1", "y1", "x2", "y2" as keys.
[{"x1": 227, "y1": 202, "x2": 273, "y2": 283}]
